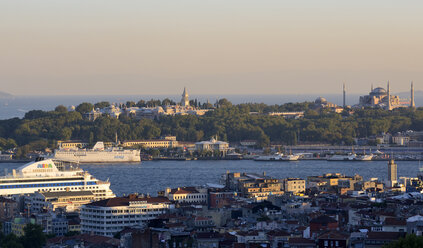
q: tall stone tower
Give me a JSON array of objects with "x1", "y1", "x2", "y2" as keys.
[
  {"x1": 343, "y1": 83, "x2": 346, "y2": 108},
  {"x1": 411, "y1": 81, "x2": 416, "y2": 109},
  {"x1": 181, "y1": 87, "x2": 189, "y2": 107},
  {"x1": 387, "y1": 81, "x2": 392, "y2": 110},
  {"x1": 388, "y1": 159, "x2": 397, "y2": 187}
]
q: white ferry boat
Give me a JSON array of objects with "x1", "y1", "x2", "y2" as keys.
[
  {"x1": 327, "y1": 153, "x2": 357, "y2": 161},
  {"x1": 327, "y1": 153, "x2": 374, "y2": 161},
  {"x1": 254, "y1": 153, "x2": 299, "y2": 161},
  {"x1": 0, "y1": 158, "x2": 115, "y2": 200},
  {"x1": 53, "y1": 142, "x2": 141, "y2": 163}
]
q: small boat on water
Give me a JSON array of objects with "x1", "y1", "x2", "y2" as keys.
[{"x1": 354, "y1": 154, "x2": 374, "y2": 161}]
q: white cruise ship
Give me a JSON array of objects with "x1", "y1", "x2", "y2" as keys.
[
  {"x1": 0, "y1": 158, "x2": 115, "y2": 200},
  {"x1": 53, "y1": 142, "x2": 141, "y2": 163}
]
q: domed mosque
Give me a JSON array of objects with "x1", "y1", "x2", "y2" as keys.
[
  {"x1": 313, "y1": 96, "x2": 340, "y2": 111},
  {"x1": 358, "y1": 82, "x2": 415, "y2": 110}
]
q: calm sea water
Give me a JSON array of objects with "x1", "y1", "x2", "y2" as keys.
[{"x1": 0, "y1": 160, "x2": 421, "y2": 196}]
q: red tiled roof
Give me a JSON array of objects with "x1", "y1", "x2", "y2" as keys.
[
  {"x1": 289, "y1": 237, "x2": 315, "y2": 244},
  {"x1": 195, "y1": 216, "x2": 211, "y2": 221},
  {"x1": 384, "y1": 218, "x2": 406, "y2": 226},
  {"x1": 317, "y1": 231, "x2": 350, "y2": 240},
  {"x1": 170, "y1": 187, "x2": 200, "y2": 194},
  {"x1": 196, "y1": 232, "x2": 222, "y2": 239},
  {"x1": 266, "y1": 229, "x2": 290, "y2": 237},
  {"x1": 310, "y1": 215, "x2": 337, "y2": 224}
]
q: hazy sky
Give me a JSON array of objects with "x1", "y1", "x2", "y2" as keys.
[{"x1": 1, "y1": 1, "x2": 422, "y2": 95}]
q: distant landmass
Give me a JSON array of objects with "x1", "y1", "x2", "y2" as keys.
[
  {"x1": 0, "y1": 92, "x2": 421, "y2": 120},
  {"x1": 0, "y1": 91, "x2": 14, "y2": 99}
]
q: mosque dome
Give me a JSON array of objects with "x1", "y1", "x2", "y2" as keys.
[
  {"x1": 371, "y1": 87, "x2": 387, "y2": 96},
  {"x1": 315, "y1": 97, "x2": 327, "y2": 104}
]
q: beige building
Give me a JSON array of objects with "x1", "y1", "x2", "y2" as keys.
[
  {"x1": 226, "y1": 172, "x2": 283, "y2": 201},
  {"x1": 162, "y1": 186, "x2": 208, "y2": 205},
  {"x1": 57, "y1": 140, "x2": 89, "y2": 149},
  {"x1": 282, "y1": 178, "x2": 306, "y2": 194},
  {"x1": 28, "y1": 191, "x2": 95, "y2": 213},
  {"x1": 307, "y1": 173, "x2": 363, "y2": 191},
  {"x1": 122, "y1": 139, "x2": 178, "y2": 149}
]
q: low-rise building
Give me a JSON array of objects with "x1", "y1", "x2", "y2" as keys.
[
  {"x1": 225, "y1": 172, "x2": 283, "y2": 201},
  {"x1": 163, "y1": 187, "x2": 208, "y2": 205},
  {"x1": 121, "y1": 139, "x2": 178, "y2": 149},
  {"x1": 0, "y1": 196, "x2": 18, "y2": 220},
  {"x1": 282, "y1": 178, "x2": 306, "y2": 194},
  {"x1": 195, "y1": 137, "x2": 230, "y2": 156},
  {"x1": 80, "y1": 194, "x2": 173, "y2": 237},
  {"x1": 11, "y1": 217, "x2": 36, "y2": 236},
  {"x1": 57, "y1": 140, "x2": 89, "y2": 149},
  {"x1": 28, "y1": 191, "x2": 95, "y2": 213}
]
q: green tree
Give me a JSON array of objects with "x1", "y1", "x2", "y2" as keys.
[
  {"x1": 20, "y1": 223, "x2": 46, "y2": 248},
  {"x1": 126, "y1": 101, "x2": 136, "y2": 108},
  {"x1": 75, "y1": 102, "x2": 94, "y2": 114},
  {"x1": 94, "y1": 101, "x2": 111, "y2": 109},
  {"x1": 54, "y1": 105, "x2": 68, "y2": 113},
  {"x1": 383, "y1": 234, "x2": 423, "y2": 248},
  {"x1": 1, "y1": 234, "x2": 24, "y2": 248}
]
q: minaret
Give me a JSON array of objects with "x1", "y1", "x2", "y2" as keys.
[
  {"x1": 387, "y1": 81, "x2": 392, "y2": 110},
  {"x1": 343, "y1": 83, "x2": 346, "y2": 108},
  {"x1": 181, "y1": 87, "x2": 189, "y2": 107},
  {"x1": 371, "y1": 84, "x2": 374, "y2": 92},
  {"x1": 411, "y1": 81, "x2": 415, "y2": 109},
  {"x1": 388, "y1": 159, "x2": 397, "y2": 187}
]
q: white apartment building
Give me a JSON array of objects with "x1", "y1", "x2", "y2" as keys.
[{"x1": 80, "y1": 195, "x2": 173, "y2": 237}]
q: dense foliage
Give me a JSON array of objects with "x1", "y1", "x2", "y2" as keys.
[
  {"x1": 0, "y1": 223, "x2": 46, "y2": 248},
  {"x1": 0, "y1": 99, "x2": 422, "y2": 157},
  {"x1": 383, "y1": 234, "x2": 423, "y2": 248}
]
